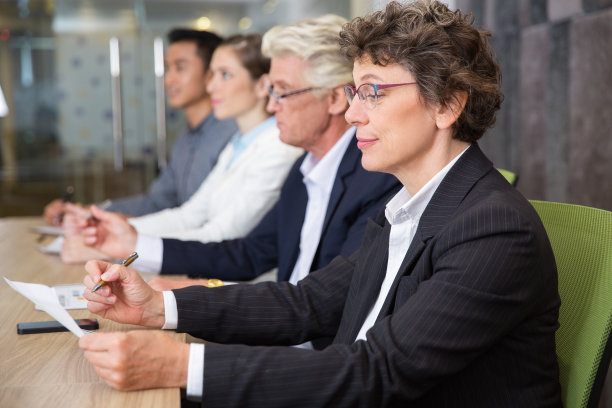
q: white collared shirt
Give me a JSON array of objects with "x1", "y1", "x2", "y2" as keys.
[
  {"x1": 163, "y1": 127, "x2": 354, "y2": 396},
  {"x1": 288, "y1": 127, "x2": 355, "y2": 285},
  {"x1": 287, "y1": 127, "x2": 354, "y2": 350},
  {"x1": 354, "y1": 147, "x2": 468, "y2": 341}
]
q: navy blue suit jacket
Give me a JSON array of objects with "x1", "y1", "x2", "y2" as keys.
[{"x1": 160, "y1": 135, "x2": 401, "y2": 282}]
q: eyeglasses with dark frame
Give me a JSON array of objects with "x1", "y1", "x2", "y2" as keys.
[
  {"x1": 344, "y1": 82, "x2": 417, "y2": 109},
  {"x1": 267, "y1": 85, "x2": 322, "y2": 104}
]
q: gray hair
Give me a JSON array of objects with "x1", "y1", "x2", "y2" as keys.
[{"x1": 262, "y1": 14, "x2": 353, "y2": 90}]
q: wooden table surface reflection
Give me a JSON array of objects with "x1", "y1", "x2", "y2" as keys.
[{"x1": 0, "y1": 217, "x2": 182, "y2": 408}]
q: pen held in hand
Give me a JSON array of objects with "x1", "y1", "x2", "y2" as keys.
[
  {"x1": 85, "y1": 199, "x2": 112, "y2": 226},
  {"x1": 91, "y1": 252, "x2": 138, "y2": 293}
]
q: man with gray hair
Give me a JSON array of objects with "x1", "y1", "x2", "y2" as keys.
[
  {"x1": 78, "y1": 12, "x2": 400, "y2": 399},
  {"x1": 133, "y1": 13, "x2": 400, "y2": 293},
  {"x1": 82, "y1": 14, "x2": 398, "y2": 288}
]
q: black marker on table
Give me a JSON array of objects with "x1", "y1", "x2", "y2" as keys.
[{"x1": 91, "y1": 252, "x2": 138, "y2": 293}]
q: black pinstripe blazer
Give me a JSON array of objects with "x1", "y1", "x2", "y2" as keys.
[{"x1": 174, "y1": 144, "x2": 562, "y2": 408}]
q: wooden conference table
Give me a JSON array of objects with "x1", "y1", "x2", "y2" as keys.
[{"x1": 0, "y1": 217, "x2": 183, "y2": 408}]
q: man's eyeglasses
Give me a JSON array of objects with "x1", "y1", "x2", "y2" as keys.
[
  {"x1": 343, "y1": 82, "x2": 417, "y2": 109},
  {"x1": 267, "y1": 85, "x2": 321, "y2": 104}
]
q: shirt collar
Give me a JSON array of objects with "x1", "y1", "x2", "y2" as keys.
[
  {"x1": 187, "y1": 111, "x2": 215, "y2": 134},
  {"x1": 300, "y1": 127, "x2": 355, "y2": 193},
  {"x1": 231, "y1": 116, "x2": 277, "y2": 148},
  {"x1": 385, "y1": 146, "x2": 469, "y2": 225}
]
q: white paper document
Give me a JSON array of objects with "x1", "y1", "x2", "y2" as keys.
[
  {"x1": 30, "y1": 225, "x2": 64, "y2": 236},
  {"x1": 38, "y1": 236, "x2": 64, "y2": 254},
  {"x1": 3, "y1": 277, "x2": 87, "y2": 337},
  {"x1": 34, "y1": 283, "x2": 88, "y2": 310}
]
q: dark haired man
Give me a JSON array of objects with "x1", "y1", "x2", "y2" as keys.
[{"x1": 43, "y1": 29, "x2": 237, "y2": 222}]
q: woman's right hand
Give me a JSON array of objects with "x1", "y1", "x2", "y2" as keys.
[
  {"x1": 83, "y1": 260, "x2": 166, "y2": 328},
  {"x1": 81, "y1": 205, "x2": 137, "y2": 259}
]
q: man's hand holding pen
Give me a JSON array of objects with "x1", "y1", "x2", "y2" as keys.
[
  {"x1": 44, "y1": 199, "x2": 66, "y2": 226},
  {"x1": 57, "y1": 203, "x2": 110, "y2": 264},
  {"x1": 43, "y1": 186, "x2": 74, "y2": 225}
]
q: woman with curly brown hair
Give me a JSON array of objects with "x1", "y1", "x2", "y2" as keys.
[{"x1": 78, "y1": 2, "x2": 562, "y2": 406}]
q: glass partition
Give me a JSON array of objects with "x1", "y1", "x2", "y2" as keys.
[{"x1": 0, "y1": 0, "x2": 353, "y2": 216}]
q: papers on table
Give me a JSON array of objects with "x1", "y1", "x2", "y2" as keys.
[
  {"x1": 38, "y1": 236, "x2": 64, "y2": 254},
  {"x1": 3, "y1": 277, "x2": 88, "y2": 337},
  {"x1": 30, "y1": 225, "x2": 64, "y2": 236},
  {"x1": 34, "y1": 283, "x2": 88, "y2": 310}
]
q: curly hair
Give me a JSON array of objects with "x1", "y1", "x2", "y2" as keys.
[{"x1": 339, "y1": 0, "x2": 503, "y2": 142}]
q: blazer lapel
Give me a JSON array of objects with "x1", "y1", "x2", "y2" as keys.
[
  {"x1": 320, "y1": 133, "x2": 359, "y2": 236},
  {"x1": 336, "y1": 213, "x2": 391, "y2": 343},
  {"x1": 375, "y1": 231, "x2": 427, "y2": 319},
  {"x1": 277, "y1": 157, "x2": 308, "y2": 282},
  {"x1": 375, "y1": 144, "x2": 494, "y2": 319}
]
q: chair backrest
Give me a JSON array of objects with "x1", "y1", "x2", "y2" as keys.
[
  {"x1": 497, "y1": 168, "x2": 519, "y2": 186},
  {"x1": 530, "y1": 200, "x2": 612, "y2": 408}
]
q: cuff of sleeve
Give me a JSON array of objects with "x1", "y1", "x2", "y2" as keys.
[
  {"x1": 133, "y1": 234, "x2": 164, "y2": 273},
  {"x1": 186, "y1": 343, "x2": 205, "y2": 400},
  {"x1": 161, "y1": 290, "x2": 178, "y2": 330}
]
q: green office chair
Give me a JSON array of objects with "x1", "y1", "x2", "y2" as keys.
[
  {"x1": 530, "y1": 200, "x2": 612, "y2": 408},
  {"x1": 497, "y1": 168, "x2": 519, "y2": 187}
]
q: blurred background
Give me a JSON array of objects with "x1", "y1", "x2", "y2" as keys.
[
  {"x1": 0, "y1": 0, "x2": 610, "y2": 216},
  {"x1": 0, "y1": 0, "x2": 365, "y2": 215}
]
